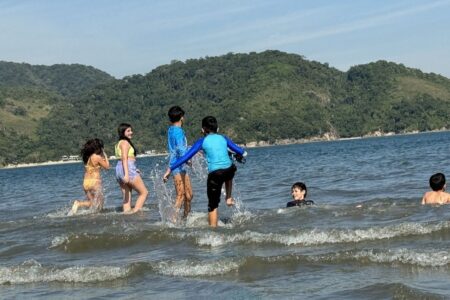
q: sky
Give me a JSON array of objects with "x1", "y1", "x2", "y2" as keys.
[{"x1": 1, "y1": 0, "x2": 449, "y2": 78}]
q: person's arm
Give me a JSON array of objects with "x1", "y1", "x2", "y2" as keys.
[
  {"x1": 163, "y1": 138, "x2": 203, "y2": 182},
  {"x1": 120, "y1": 141, "x2": 131, "y2": 183},
  {"x1": 224, "y1": 136, "x2": 245, "y2": 156},
  {"x1": 98, "y1": 150, "x2": 110, "y2": 169},
  {"x1": 92, "y1": 152, "x2": 110, "y2": 170},
  {"x1": 421, "y1": 193, "x2": 426, "y2": 205},
  {"x1": 170, "y1": 138, "x2": 203, "y2": 170}
]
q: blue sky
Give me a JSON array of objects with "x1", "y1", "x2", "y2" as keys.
[{"x1": 1, "y1": 0, "x2": 449, "y2": 78}]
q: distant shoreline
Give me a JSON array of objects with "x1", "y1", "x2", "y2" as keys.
[
  {"x1": 1, "y1": 153, "x2": 167, "y2": 170},
  {"x1": 1, "y1": 129, "x2": 448, "y2": 170},
  {"x1": 243, "y1": 128, "x2": 448, "y2": 148}
]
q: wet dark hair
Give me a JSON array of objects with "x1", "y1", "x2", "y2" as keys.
[
  {"x1": 202, "y1": 116, "x2": 218, "y2": 134},
  {"x1": 81, "y1": 138, "x2": 104, "y2": 165},
  {"x1": 291, "y1": 182, "x2": 307, "y2": 198},
  {"x1": 168, "y1": 106, "x2": 185, "y2": 123},
  {"x1": 117, "y1": 123, "x2": 138, "y2": 156},
  {"x1": 429, "y1": 173, "x2": 446, "y2": 191}
]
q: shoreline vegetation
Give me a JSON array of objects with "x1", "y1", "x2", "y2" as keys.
[
  {"x1": 2, "y1": 128, "x2": 447, "y2": 170},
  {"x1": 2, "y1": 52, "x2": 450, "y2": 167}
]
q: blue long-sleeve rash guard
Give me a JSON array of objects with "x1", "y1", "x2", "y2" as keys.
[
  {"x1": 168, "y1": 126, "x2": 188, "y2": 175},
  {"x1": 170, "y1": 134, "x2": 245, "y2": 173}
]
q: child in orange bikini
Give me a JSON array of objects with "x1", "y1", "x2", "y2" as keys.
[{"x1": 69, "y1": 138, "x2": 110, "y2": 215}]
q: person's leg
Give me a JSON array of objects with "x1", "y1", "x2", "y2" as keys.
[
  {"x1": 120, "y1": 182, "x2": 132, "y2": 213},
  {"x1": 225, "y1": 180, "x2": 235, "y2": 206},
  {"x1": 183, "y1": 174, "x2": 193, "y2": 218},
  {"x1": 207, "y1": 171, "x2": 223, "y2": 227},
  {"x1": 129, "y1": 176, "x2": 148, "y2": 213},
  {"x1": 225, "y1": 165, "x2": 237, "y2": 206},
  {"x1": 173, "y1": 173, "x2": 185, "y2": 210},
  {"x1": 208, "y1": 208, "x2": 218, "y2": 227},
  {"x1": 69, "y1": 190, "x2": 95, "y2": 215},
  {"x1": 91, "y1": 188, "x2": 104, "y2": 211}
]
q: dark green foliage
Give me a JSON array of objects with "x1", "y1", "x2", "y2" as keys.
[
  {"x1": 1, "y1": 51, "x2": 449, "y2": 166},
  {"x1": 0, "y1": 61, "x2": 114, "y2": 98}
]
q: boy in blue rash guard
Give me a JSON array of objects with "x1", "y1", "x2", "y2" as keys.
[
  {"x1": 167, "y1": 106, "x2": 193, "y2": 218},
  {"x1": 163, "y1": 116, "x2": 246, "y2": 227}
]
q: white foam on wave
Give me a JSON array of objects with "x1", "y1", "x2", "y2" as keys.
[
  {"x1": 355, "y1": 248, "x2": 450, "y2": 267},
  {"x1": 0, "y1": 259, "x2": 129, "y2": 284},
  {"x1": 184, "y1": 212, "x2": 210, "y2": 228},
  {"x1": 47, "y1": 206, "x2": 113, "y2": 219},
  {"x1": 193, "y1": 221, "x2": 450, "y2": 247},
  {"x1": 50, "y1": 235, "x2": 69, "y2": 248},
  {"x1": 152, "y1": 258, "x2": 243, "y2": 277},
  {"x1": 230, "y1": 210, "x2": 254, "y2": 225}
]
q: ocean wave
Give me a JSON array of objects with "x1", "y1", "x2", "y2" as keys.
[
  {"x1": 329, "y1": 282, "x2": 445, "y2": 299},
  {"x1": 49, "y1": 231, "x2": 175, "y2": 252},
  {"x1": 192, "y1": 221, "x2": 450, "y2": 247},
  {"x1": 258, "y1": 248, "x2": 449, "y2": 268},
  {"x1": 353, "y1": 248, "x2": 449, "y2": 267},
  {"x1": 151, "y1": 258, "x2": 243, "y2": 277},
  {"x1": 226, "y1": 248, "x2": 448, "y2": 272},
  {"x1": 0, "y1": 260, "x2": 129, "y2": 284}
]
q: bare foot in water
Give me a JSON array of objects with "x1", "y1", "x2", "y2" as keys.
[
  {"x1": 123, "y1": 209, "x2": 134, "y2": 215},
  {"x1": 68, "y1": 201, "x2": 79, "y2": 216},
  {"x1": 226, "y1": 198, "x2": 235, "y2": 207}
]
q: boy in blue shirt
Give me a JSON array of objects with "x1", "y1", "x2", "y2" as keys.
[
  {"x1": 166, "y1": 106, "x2": 193, "y2": 218},
  {"x1": 163, "y1": 116, "x2": 246, "y2": 227}
]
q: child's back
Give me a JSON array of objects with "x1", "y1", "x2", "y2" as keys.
[
  {"x1": 422, "y1": 190, "x2": 450, "y2": 204},
  {"x1": 422, "y1": 173, "x2": 450, "y2": 205}
]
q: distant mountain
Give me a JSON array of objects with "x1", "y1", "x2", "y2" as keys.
[
  {"x1": 0, "y1": 61, "x2": 115, "y2": 164},
  {"x1": 0, "y1": 51, "x2": 449, "y2": 165}
]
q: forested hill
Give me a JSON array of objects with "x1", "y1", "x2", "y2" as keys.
[
  {"x1": 0, "y1": 61, "x2": 115, "y2": 164},
  {"x1": 1, "y1": 50, "x2": 450, "y2": 165},
  {"x1": 0, "y1": 61, "x2": 114, "y2": 97}
]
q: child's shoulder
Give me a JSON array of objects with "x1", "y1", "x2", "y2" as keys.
[{"x1": 169, "y1": 125, "x2": 184, "y2": 133}]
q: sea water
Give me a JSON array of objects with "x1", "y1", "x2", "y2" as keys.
[{"x1": 0, "y1": 131, "x2": 449, "y2": 299}]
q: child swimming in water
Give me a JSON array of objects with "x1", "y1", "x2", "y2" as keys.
[
  {"x1": 286, "y1": 182, "x2": 314, "y2": 207},
  {"x1": 163, "y1": 116, "x2": 246, "y2": 227},
  {"x1": 69, "y1": 138, "x2": 110, "y2": 215},
  {"x1": 421, "y1": 173, "x2": 450, "y2": 205}
]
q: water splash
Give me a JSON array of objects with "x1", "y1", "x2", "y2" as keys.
[{"x1": 150, "y1": 162, "x2": 178, "y2": 225}]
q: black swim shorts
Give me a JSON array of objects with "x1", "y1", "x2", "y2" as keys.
[{"x1": 207, "y1": 164, "x2": 237, "y2": 212}]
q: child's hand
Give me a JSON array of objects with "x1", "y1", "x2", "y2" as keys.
[
  {"x1": 234, "y1": 154, "x2": 246, "y2": 164},
  {"x1": 163, "y1": 168, "x2": 171, "y2": 183}
]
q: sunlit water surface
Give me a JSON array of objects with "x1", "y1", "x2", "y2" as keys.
[{"x1": 1, "y1": 132, "x2": 449, "y2": 299}]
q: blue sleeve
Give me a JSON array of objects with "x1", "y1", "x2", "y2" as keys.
[
  {"x1": 170, "y1": 138, "x2": 204, "y2": 170},
  {"x1": 174, "y1": 129, "x2": 187, "y2": 156},
  {"x1": 224, "y1": 136, "x2": 245, "y2": 155}
]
